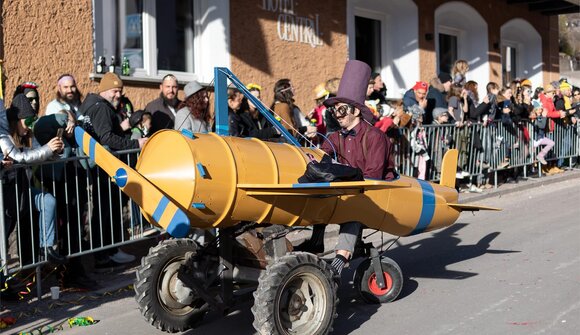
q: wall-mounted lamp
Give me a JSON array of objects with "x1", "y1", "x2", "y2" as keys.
[{"x1": 425, "y1": 33, "x2": 433, "y2": 41}]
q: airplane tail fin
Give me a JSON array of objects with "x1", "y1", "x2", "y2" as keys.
[
  {"x1": 439, "y1": 149, "x2": 458, "y2": 188},
  {"x1": 448, "y1": 203, "x2": 501, "y2": 212},
  {"x1": 74, "y1": 127, "x2": 190, "y2": 237}
]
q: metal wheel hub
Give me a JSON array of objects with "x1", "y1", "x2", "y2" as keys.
[
  {"x1": 159, "y1": 261, "x2": 194, "y2": 312},
  {"x1": 278, "y1": 272, "x2": 327, "y2": 332},
  {"x1": 287, "y1": 288, "x2": 306, "y2": 319},
  {"x1": 368, "y1": 271, "x2": 393, "y2": 296}
]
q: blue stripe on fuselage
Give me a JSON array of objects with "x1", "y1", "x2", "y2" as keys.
[
  {"x1": 152, "y1": 196, "x2": 170, "y2": 223},
  {"x1": 409, "y1": 180, "x2": 436, "y2": 235}
]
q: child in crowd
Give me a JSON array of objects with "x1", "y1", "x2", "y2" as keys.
[
  {"x1": 129, "y1": 110, "x2": 152, "y2": 139},
  {"x1": 430, "y1": 107, "x2": 452, "y2": 181},
  {"x1": 409, "y1": 105, "x2": 429, "y2": 180},
  {"x1": 529, "y1": 100, "x2": 554, "y2": 166}
]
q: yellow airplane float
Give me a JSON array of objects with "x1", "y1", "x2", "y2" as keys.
[{"x1": 75, "y1": 67, "x2": 499, "y2": 334}]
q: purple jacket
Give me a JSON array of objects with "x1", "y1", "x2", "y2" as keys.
[{"x1": 320, "y1": 121, "x2": 390, "y2": 179}]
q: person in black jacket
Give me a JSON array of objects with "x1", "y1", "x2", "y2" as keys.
[
  {"x1": 78, "y1": 73, "x2": 146, "y2": 270},
  {"x1": 228, "y1": 87, "x2": 280, "y2": 140},
  {"x1": 425, "y1": 73, "x2": 452, "y2": 124},
  {"x1": 79, "y1": 73, "x2": 147, "y2": 150}
]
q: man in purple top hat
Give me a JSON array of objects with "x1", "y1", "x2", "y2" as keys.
[{"x1": 320, "y1": 60, "x2": 394, "y2": 280}]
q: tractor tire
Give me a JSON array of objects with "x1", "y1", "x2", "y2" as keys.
[
  {"x1": 354, "y1": 256, "x2": 403, "y2": 304},
  {"x1": 252, "y1": 252, "x2": 338, "y2": 335},
  {"x1": 134, "y1": 239, "x2": 206, "y2": 333}
]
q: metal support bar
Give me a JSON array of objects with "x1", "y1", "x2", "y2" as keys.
[
  {"x1": 214, "y1": 67, "x2": 229, "y2": 136},
  {"x1": 218, "y1": 227, "x2": 234, "y2": 306},
  {"x1": 215, "y1": 67, "x2": 302, "y2": 147},
  {"x1": 370, "y1": 247, "x2": 386, "y2": 289},
  {"x1": 177, "y1": 264, "x2": 225, "y2": 311},
  {"x1": 36, "y1": 265, "x2": 42, "y2": 301},
  {"x1": 263, "y1": 225, "x2": 289, "y2": 262}
]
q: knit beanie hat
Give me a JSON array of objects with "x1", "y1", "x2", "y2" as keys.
[
  {"x1": 408, "y1": 104, "x2": 425, "y2": 121},
  {"x1": 19, "y1": 82, "x2": 39, "y2": 96},
  {"x1": 432, "y1": 107, "x2": 448, "y2": 119},
  {"x1": 98, "y1": 73, "x2": 123, "y2": 93},
  {"x1": 7, "y1": 94, "x2": 36, "y2": 122}
]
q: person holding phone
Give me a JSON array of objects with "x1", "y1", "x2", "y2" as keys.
[{"x1": 0, "y1": 94, "x2": 66, "y2": 264}]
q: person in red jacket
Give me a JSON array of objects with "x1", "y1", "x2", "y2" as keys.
[
  {"x1": 538, "y1": 84, "x2": 565, "y2": 173},
  {"x1": 539, "y1": 84, "x2": 566, "y2": 132}
]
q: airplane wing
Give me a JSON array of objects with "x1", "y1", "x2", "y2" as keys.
[
  {"x1": 238, "y1": 180, "x2": 410, "y2": 196},
  {"x1": 448, "y1": 203, "x2": 502, "y2": 211}
]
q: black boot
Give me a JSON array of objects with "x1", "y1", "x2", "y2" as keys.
[
  {"x1": 294, "y1": 224, "x2": 326, "y2": 254},
  {"x1": 40, "y1": 246, "x2": 67, "y2": 265}
]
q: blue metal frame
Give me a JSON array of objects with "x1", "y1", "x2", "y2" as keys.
[
  {"x1": 213, "y1": 67, "x2": 301, "y2": 147},
  {"x1": 214, "y1": 67, "x2": 229, "y2": 136}
]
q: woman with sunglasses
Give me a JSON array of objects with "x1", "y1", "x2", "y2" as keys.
[
  {"x1": 0, "y1": 94, "x2": 66, "y2": 264},
  {"x1": 14, "y1": 81, "x2": 41, "y2": 113}
]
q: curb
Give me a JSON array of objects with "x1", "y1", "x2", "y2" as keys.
[
  {"x1": 94, "y1": 277, "x2": 135, "y2": 296},
  {"x1": 460, "y1": 169, "x2": 580, "y2": 203}
]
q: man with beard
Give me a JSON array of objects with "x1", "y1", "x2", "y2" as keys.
[
  {"x1": 79, "y1": 72, "x2": 146, "y2": 150},
  {"x1": 44, "y1": 74, "x2": 82, "y2": 135},
  {"x1": 145, "y1": 74, "x2": 181, "y2": 134},
  {"x1": 46, "y1": 74, "x2": 83, "y2": 118}
]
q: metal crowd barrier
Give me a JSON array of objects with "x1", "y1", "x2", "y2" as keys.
[
  {"x1": 1, "y1": 120, "x2": 578, "y2": 301},
  {"x1": 394, "y1": 119, "x2": 579, "y2": 186},
  {"x1": 0, "y1": 148, "x2": 157, "y2": 300}
]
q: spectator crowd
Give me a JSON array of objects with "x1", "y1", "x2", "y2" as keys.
[{"x1": 1, "y1": 60, "x2": 579, "y2": 298}]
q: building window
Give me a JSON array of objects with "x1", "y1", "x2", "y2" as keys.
[
  {"x1": 502, "y1": 44, "x2": 517, "y2": 85},
  {"x1": 94, "y1": 0, "x2": 197, "y2": 80},
  {"x1": 438, "y1": 32, "x2": 458, "y2": 76},
  {"x1": 355, "y1": 16, "x2": 382, "y2": 73}
]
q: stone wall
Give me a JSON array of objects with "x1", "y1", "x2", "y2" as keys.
[{"x1": 2, "y1": 0, "x2": 94, "y2": 108}]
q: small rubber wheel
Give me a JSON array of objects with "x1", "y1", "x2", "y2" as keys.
[{"x1": 354, "y1": 256, "x2": 403, "y2": 304}]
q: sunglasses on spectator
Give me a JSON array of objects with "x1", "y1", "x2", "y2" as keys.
[
  {"x1": 574, "y1": 92, "x2": 580, "y2": 97},
  {"x1": 24, "y1": 115, "x2": 38, "y2": 127},
  {"x1": 328, "y1": 104, "x2": 354, "y2": 118},
  {"x1": 27, "y1": 96, "x2": 38, "y2": 102}
]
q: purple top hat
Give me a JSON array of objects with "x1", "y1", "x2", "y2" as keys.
[{"x1": 324, "y1": 60, "x2": 374, "y2": 123}]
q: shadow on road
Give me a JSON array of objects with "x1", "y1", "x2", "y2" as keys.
[{"x1": 380, "y1": 222, "x2": 519, "y2": 302}]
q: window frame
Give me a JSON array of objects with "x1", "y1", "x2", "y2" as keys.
[
  {"x1": 436, "y1": 25, "x2": 462, "y2": 76},
  {"x1": 501, "y1": 40, "x2": 520, "y2": 86},
  {"x1": 93, "y1": 0, "x2": 203, "y2": 83}
]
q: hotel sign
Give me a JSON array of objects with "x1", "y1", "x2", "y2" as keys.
[{"x1": 262, "y1": 0, "x2": 323, "y2": 48}]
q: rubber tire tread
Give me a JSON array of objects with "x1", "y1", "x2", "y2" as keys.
[
  {"x1": 134, "y1": 238, "x2": 204, "y2": 333},
  {"x1": 354, "y1": 256, "x2": 403, "y2": 304},
  {"x1": 251, "y1": 252, "x2": 338, "y2": 335}
]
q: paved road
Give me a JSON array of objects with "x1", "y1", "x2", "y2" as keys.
[{"x1": 6, "y1": 177, "x2": 580, "y2": 335}]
